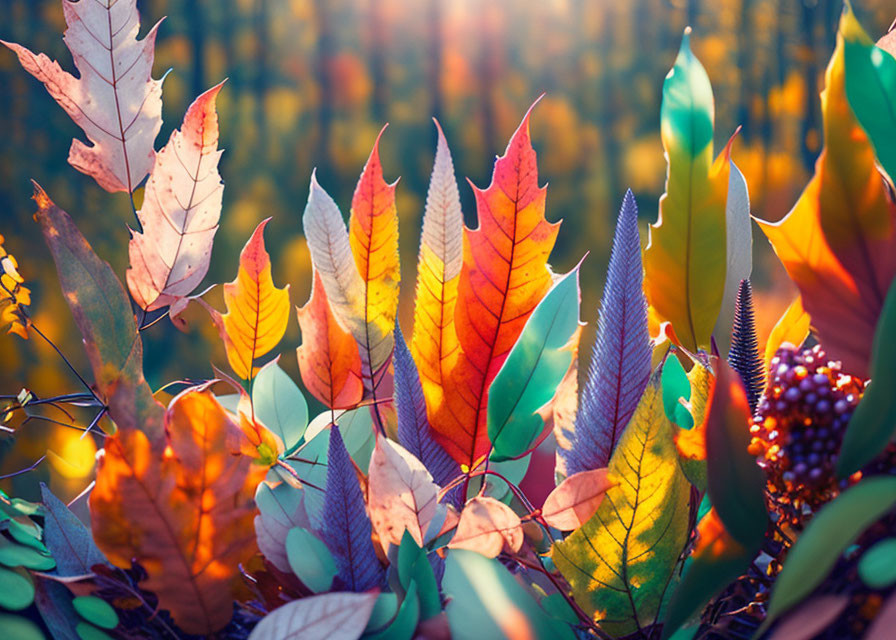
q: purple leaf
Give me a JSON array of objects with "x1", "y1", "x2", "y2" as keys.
[
  {"x1": 40, "y1": 483, "x2": 107, "y2": 576},
  {"x1": 318, "y1": 425, "x2": 384, "y2": 592},
  {"x1": 728, "y1": 279, "x2": 765, "y2": 414},
  {"x1": 394, "y1": 326, "x2": 460, "y2": 499},
  {"x1": 563, "y1": 190, "x2": 651, "y2": 474}
]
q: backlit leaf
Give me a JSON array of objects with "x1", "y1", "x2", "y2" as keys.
[
  {"x1": 644, "y1": 29, "x2": 733, "y2": 352},
  {"x1": 541, "y1": 468, "x2": 614, "y2": 531},
  {"x1": 714, "y1": 162, "x2": 753, "y2": 351},
  {"x1": 127, "y1": 82, "x2": 225, "y2": 311},
  {"x1": 552, "y1": 373, "x2": 690, "y2": 637},
  {"x1": 248, "y1": 591, "x2": 378, "y2": 640},
  {"x1": 254, "y1": 478, "x2": 311, "y2": 573},
  {"x1": 447, "y1": 496, "x2": 523, "y2": 559},
  {"x1": 253, "y1": 357, "x2": 308, "y2": 455},
  {"x1": 286, "y1": 527, "x2": 337, "y2": 593},
  {"x1": 763, "y1": 295, "x2": 810, "y2": 373},
  {"x1": 2, "y1": 0, "x2": 162, "y2": 193}
]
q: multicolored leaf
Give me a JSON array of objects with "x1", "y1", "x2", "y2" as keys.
[
  {"x1": 756, "y1": 23, "x2": 896, "y2": 378},
  {"x1": 90, "y1": 389, "x2": 264, "y2": 635},
  {"x1": 127, "y1": 82, "x2": 225, "y2": 311},
  {"x1": 561, "y1": 190, "x2": 650, "y2": 475},
  {"x1": 219, "y1": 219, "x2": 290, "y2": 380},
  {"x1": 644, "y1": 29, "x2": 732, "y2": 352},
  {"x1": 447, "y1": 496, "x2": 523, "y2": 559},
  {"x1": 552, "y1": 373, "x2": 690, "y2": 637},
  {"x1": 433, "y1": 102, "x2": 560, "y2": 467},
  {"x1": 2, "y1": 0, "x2": 162, "y2": 193}
]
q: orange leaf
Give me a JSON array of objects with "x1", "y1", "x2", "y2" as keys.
[
  {"x1": 296, "y1": 271, "x2": 364, "y2": 410},
  {"x1": 91, "y1": 389, "x2": 265, "y2": 635},
  {"x1": 433, "y1": 102, "x2": 560, "y2": 467},
  {"x1": 220, "y1": 219, "x2": 290, "y2": 380},
  {"x1": 541, "y1": 468, "x2": 615, "y2": 531},
  {"x1": 756, "y1": 28, "x2": 896, "y2": 377},
  {"x1": 448, "y1": 496, "x2": 523, "y2": 558},
  {"x1": 763, "y1": 295, "x2": 811, "y2": 374}
]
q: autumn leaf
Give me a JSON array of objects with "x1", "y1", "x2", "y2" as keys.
[
  {"x1": 2, "y1": 0, "x2": 163, "y2": 193},
  {"x1": 296, "y1": 270, "x2": 364, "y2": 410},
  {"x1": 33, "y1": 184, "x2": 163, "y2": 439},
  {"x1": 433, "y1": 101, "x2": 560, "y2": 467},
  {"x1": 552, "y1": 373, "x2": 690, "y2": 637},
  {"x1": 248, "y1": 591, "x2": 378, "y2": 640},
  {"x1": 127, "y1": 82, "x2": 225, "y2": 312},
  {"x1": 90, "y1": 389, "x2": 265, "y2": 635},
  {"x1": 0, "y1": 234, "x2": 30, "y2": 339},
  {"x1": 756, "y1": 22, "x2": 896, "y2": 378},
  {"x1": 541, "y1": 468, "x2": 615, "y2": 531},
  {"x1": 448, "y1": 496, "x2": 523, "y2": 559},
  {"x1": 763, "y1": 295, "x2": 810, "y2": 374},
  {"x1": 411, "y1": 120, "x2": 464, "y2": 437},
  {"x1": 644, "y1": 29, "x2": 733, "y2": 352},
  {"x1": 219, "y1": 219, "x2": 290, "y2": 381}
]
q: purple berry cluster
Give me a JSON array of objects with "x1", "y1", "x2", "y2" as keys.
[{"x1": 749, "y1": 344, "x2": 864, "y2": 515}]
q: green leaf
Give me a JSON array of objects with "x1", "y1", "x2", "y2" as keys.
[
  {"x1": 705, "y1": 362, "x2": 767, "y2": 548},
  {"x1": 552, "y1": 373, "x2": 690, "y2": 637},
  {"x1": 0, "y1": 616, "x2": 44, "y2": 640},
  {"x1": 396, "y1": 531, "x2": 441, "y2": 621},
  {"x1": 444, "y1": 550, "x2": 576, "y2": 640},
  {"x1": 74, "y1": 622, "x2": 113, "y2": 640},
  {"x1": 253, "y1": 358, "x2": 309, "y2": 456},
  {"x1": 842, "y1": 3, "x2": 896, "y2": 185},
  {"x1": 0, "y1": 535, "x2": 55, "y2": 570},
  {"x1": 760, "y1": 476, "x2": 896, "y2": 634},
  {"x1": 305, "y1": 407, "x2": 375, "y2": 472},
  {"x1": 838, "y1": 277, "x2": 896, "y2": 477},
  {"x1": 859, "y1": 538, "x2": 896, "y2": 589},
  {"x1": 71, "y1": 596, "x2": 118, "y2": 630},
  {"x1": 488, "y1": 267, "x2": 581, "y2": 462},
  {"x1": 364, "y1": 593, "x2": 398, "y2": 634},
  {"x1": 481, "y1": 454, "x2": 532, "y2": 503},
  {"x1": 362, "y1": 582, "x2": 419, "y2": 640},
  {"x1": 662, "y1": 354, "x2": 693, "y2": 429},
  {"x1": 0, "y1": 567, "x2": 35, "y2": 610},
  {"x1": 285, "y1": 527, "x2": 337, "y2": 593}
]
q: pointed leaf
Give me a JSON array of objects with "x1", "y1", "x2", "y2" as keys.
[
  {"x1": 40, "y1": 484, "x2": 106, "y2": 577},
  {"x1": 644, "y1": 30, "x2": 732, "y2": 352},
  {"x1": 562, "y1": 191, "x2": 650, "y2": 474},
  {"x1": 541, "y1": 468, "x2": 614, "y2": 531},
  {"x1": 90, "y1": 389, "x2": 264, "y2": 635},
  {"x1": 447, "y1": 496, "x2": 523, "y2": 558},
  {"x1": 715, "y1": 162, "x2": 753, "y2": 350},
  {"x1": 552, "y1": 373, "x2": 690, "y2": 637},
  {"x1": 2, "y1": 0, "x2": 162, "y2": 192},
  {"x1": 297, "y1": 271, "x2": 364, "y2": 410},
  {"x1": 253, "y1": 357, "x2": 308, "y2": 455},
  {"x1": 434, "y1": 102, "x2": 560, "y2": 467},
  {"x1": 286, "y1": 527, "x2": 337, "y2": 593},
  {"x1": 727, "y1": 280, "x2": 764, "y2": 413},
  {"x1": 769, "y1": 595, "x2": 850, "y2": 640},
  {"x1": 248, "y1": 591, "x2": 378, "y2": 640},
  {"x1": 763, "y1": 295, "x2": 810, "y2": 373},
  {"x1": 319, "y1": 426, "x2": 384, "y2": 592},
  {"x1": 220, "y1": 219, "x2": 290, "y2": 380},
  {"x1": 127, "y1": 82, "x2": 225, "y2": 311}
]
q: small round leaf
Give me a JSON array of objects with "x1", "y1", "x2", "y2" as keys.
[
  {"x1": 859, "y1": 538, "x2": 896, "y2": 589},
  {"x1": 0, "y1": 567, "x2": 35, "y2": 610},
  {"x1": 72, "y1": 596, "x2": 119, "y2": 630}
]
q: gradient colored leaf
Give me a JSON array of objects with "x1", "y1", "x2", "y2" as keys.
[
  {"x1": 1, "y1": 0, "x2": 162, "y2": 193},
  {"x1": 33, "y1": 184, "x2": 163, "y2": 439},
  {"x1": 644, "y1": 30, "x2": 732, "y2": 352},
  {"x1": 488, "y1": 266, "x2": 582, "y2": 462},
  {"x1": 248, "y1": 591, "x2": 378, "y2": 640},
  {"x1": 561, "y1": 190, "x2": 650, "y2": 475},
  {"x1": 541, "y1": 468, "x2": 614, "y2": 531},
  {"x1": 763, "y1": 295, "x2": 810, "y2": 373},
  {"x1": 715, "y1": 162, "x2": 753, "y2": 350},
  {"x1": 433, "y1": 102, "x2": 560, "y2": 467},
  {"x1": 447, "y1": 496, "x2": 523, "y2": 558},
  {"x1": 220, "y1": 219, "x2": 290, "y2": 380},
  {"x1": 756, "y1": 25, "x2": 896, "y2": 378},
  {"x1": 90, "y1": 389, "x2": 264, "y2": 635},
  {"x1": 127, "y1": 82, "x2": 225, "y2": 311},
  {"x1": 318, "y1": 425, "x2": 384, "y2": 592},
  {"x1": 296, "y1": 271, "x2": 364, "y2": 410},
  {"x1": 552, "y1": 373, "x2": 690, "y2": 637},
  {"x1": 673, "y1": 359, "x2": 715, "y2": 482},
  {"x1": 411, "y1": 120, "x2": 464, "y2": 434}
]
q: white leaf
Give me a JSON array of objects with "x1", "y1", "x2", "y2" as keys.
[{"x1": 248, "y1": 591, "x2": 378, "y2": 640}]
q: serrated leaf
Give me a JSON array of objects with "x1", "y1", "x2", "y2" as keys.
[
  {"x1": 297, "y1": 270, "x2": 364, "y2": 410},
  {"x1": 218, "y1": 219, "x2": 290, "y2": 380},
  {"x1": 552, "y1": 373, "x2": 690, "y2": 637},
  {"x1": 644, "y1": 30, "x2": 733, "y2": 352},
  {"x1": 253, "y1": 357, "x2": 308, "y2": 455},
  {"x1": 562, "y1": 191, "x2": 650, "y2": 474},
  {"x1": 727, "y1": 280, "x2": 764, "y2": 412},
  {"x1": 249, "y1": 591, "x2": 379, "y2": 640},
  {"x1": 319, "y1": 425, "x2": 384, "y2": 592},
  {"x1": 447, "y1": 496, "x2": 523, "y2": 558},
  {"x1": 541, "y1": 468, "x2": 614, "y2": 531},
  {"x1": 40, "y1": 483, "x2": 106, "y2": 577},
  {"x1": 127, "y1": 82, "x2": 224, "y2": 312},
  {"x1": 1, "y1": 0, "x2": 162, "y2": 193},
  {"x1": 489, "y1": 266, "x2": 582, "y2": 462}
]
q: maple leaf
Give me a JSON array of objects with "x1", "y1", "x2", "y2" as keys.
[
  {"x1": 90, "y1": 389, "x2": 265, "y2": 635},
  {"x1": 296, "y1": 270, "x2": 364, "y2": 410},
  {"x1": 127, "y1": 82, "x2": 225, "y2": 312},
  {"x1": 432, "y1": 100, "x2": 560, "y2": 467},
  {"x1": 2, "y1": 0, "x2": 163, "y2": 193}
]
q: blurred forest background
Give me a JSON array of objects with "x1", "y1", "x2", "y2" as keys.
[{"x1": 0, "y1": 0, "x2": 893, "y2": 498}]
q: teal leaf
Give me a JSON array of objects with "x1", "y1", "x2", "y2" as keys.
[
  {"x1": 74, "y1": 622, "x2": 113, "y2": 640},
  {"x1": 285, "y1": 527, "x2": 337, "y2": 593},
  {"x1": 0, "y1": 567, "x2": 34, "y2": 610},
  {"x1": 0, "y1": 535, "x2": 55, "y2": 570},
  {"x1": 859, "y1": 538, "x2": 896, "y2": 589},
  {"x1": 254, "y1": 479, "x2": 311, "y2": 573},
  {"x1": 0, "y1": 616, "x2": 43, "y2": 640},
  {"x1": 662, "y1": 354, "x2": 693, "y2": 429},
  {"x1": 396, "y1": 531, "x2": 441, "y2": 621},
  {"x1": 71, "y1": 596, "x2": 118, "y2": 630},
  {"x1": 362, "y1": 582, "x2": 419, "y2": 640},
  {"x1": 252, "y1": 357, "x2": 309, "y2": 455}
]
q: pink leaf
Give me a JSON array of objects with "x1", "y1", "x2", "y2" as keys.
[
  {"x1": 769, "y1": 595, "x2": 849, "y2": 640},
  {"x1": 127, "y1": 83, "x2": 225, "y2": 311},
  {"x1": 541, "y1": 468, "x2": 615, "y2": 531},
  {"x1": 2, "y1": 0, "x2": 163, "y2": 193},
  {"x1": 448, "y1": 496, "x2": 523, "y2": 558}
]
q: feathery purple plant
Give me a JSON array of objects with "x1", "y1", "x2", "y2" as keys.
[
  {"x1": 727, "y1": 279, "x2": 764, "y2": 413},
  {"x1": 563, "y1": 190, "x2": 651, "y2": 475},
  {"x1": 318, "y1": 425, "x2": 384, "y2": 592}
]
